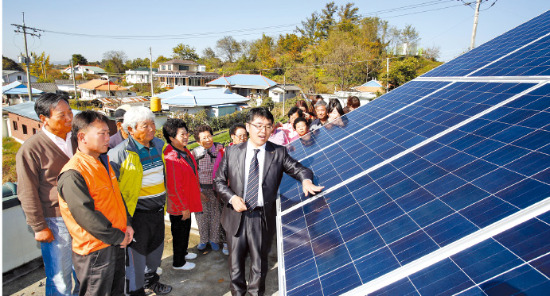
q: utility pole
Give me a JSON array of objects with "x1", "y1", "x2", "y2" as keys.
[
  {"x1": 12, "y1": 12, "x2": 43, "y2": 101},
  {"x1": 149, "y1": 47, "x2": 155, "y2": 96},
  {"x1": 71, "y1": 60, "x2": 78, "y2": 100},
  {"x1": 470, "y1": 0, "x2": 482, "y2": 50},
  {"x1": 282, "y1": 74, "x2": 286, "y2": 115}
]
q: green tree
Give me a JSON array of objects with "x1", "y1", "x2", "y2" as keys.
[
  {"x1": 337, "y1": 2, "x2": 360, "y2": 32},
  {"x1": 318, "y1": 2, "x2": 337, "y2": 39},
  {"x1": 172, "y1": 43, "x2": 199, "y2": 61},
  {"x1": 296, "y1": 12, "x2": 320, "y2": 44},
  {"x1": 216, "y1": 36, "x2": 242, "y2": 63},
  {"x1": 71, "y1": 54, "x2": 88, "y2": 65},
  {"x1": 152, "y1": 55, "x2": 170, "y2": 69},
  {"x1": 101, "y1": 50, "x2": 128, "y2": 74},
  {"x1": 199, "y1": 47, "x2": 222, "y2": 70},
  {"x1": 2, "y1": 56, "x2": 23, "y2": 71},
  {"x1": 125, "y1": 57, "x2": 150, "y2": 69}
]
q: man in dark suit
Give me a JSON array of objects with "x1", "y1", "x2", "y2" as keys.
[{"x1": 214, "y1": 107, "x2": 324, "y2": 296}]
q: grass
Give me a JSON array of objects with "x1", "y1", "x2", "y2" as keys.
[{"x1": 3, "y1": 137, "x2": 21, "y2": 184}]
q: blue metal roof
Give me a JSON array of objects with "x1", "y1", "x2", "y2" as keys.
[
  {"x1": 4, "y1": 102, "x2": 79, "y2": 121},
  {"x1": 156, "y1": 86, "x2": 248, "y2": 107},
  {"x1": 359, "y1": 80, "x2": 383, "y2": 87},
  {"x1": 206, "y1": 74, "x2": 277, "y2": 87},
  {"x1": 2, "y1": 81, "x2": 44, "y2": 95}
]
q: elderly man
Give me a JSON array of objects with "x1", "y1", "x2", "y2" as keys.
[
  {"x1": 108, "y1": 106, "x2": 172, "y2": 296},
  {"x1": 16, "y1": 92, "x2": 79, "y2": 295}
]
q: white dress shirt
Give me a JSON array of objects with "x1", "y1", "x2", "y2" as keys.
[
  {"x1": 42, "y1": 127, "x2": 73, "y2": 158},
  {"x1": 242, "y1": 141, "x2": 266, "y2": 207}
]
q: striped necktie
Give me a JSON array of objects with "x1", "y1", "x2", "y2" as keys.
[{"x1": 245, "y1": 149, "x2": 260, "y2": 210}]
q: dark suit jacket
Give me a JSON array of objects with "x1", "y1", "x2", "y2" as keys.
[{"x1": 214, "y1": 141, "x2": 313, "y2": 237}]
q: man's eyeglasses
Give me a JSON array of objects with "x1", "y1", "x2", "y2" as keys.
[
  {"x1": 248, "y1": 123, "x2": 273, "y2": 131},
  {"x1": 234, "y1": 134, "x2": 248, "y2": 139}
]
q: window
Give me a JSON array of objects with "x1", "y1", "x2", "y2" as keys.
[
  {"x1": 13, "y1": 121, "x2": 18, "y2": 131},
  {"x1": 22, "y1": 124, "x2": 28, "y2": 134},
  {"x1": 17, "y1": 75, "x2": 22, "y2": 81},
  {"x1": 33, "y1": 128, "x2": 37, "y2": 134},
  {"x1": 161, "y1": 65, "x2": 166, "y2": 70},
  {"x1": 179, "y1": 65, "x2": 189, "y2": 71}
]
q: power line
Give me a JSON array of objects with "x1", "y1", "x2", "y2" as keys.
[{"x1": 37, "y1": 1, "x2": 463, "y2": 41}]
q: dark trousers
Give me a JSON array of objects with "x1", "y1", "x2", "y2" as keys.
[
  {"x1": 72, "y1": 245, "x2": 125, "y2": 296},
  {"x1": 169, "y1": 214, "x2": 192, "y2": 267},
  {"x1": 125, "y1": 210, "x2": 165, "y2": 294},
  {"x1": 228, "y1": 209, "x2": 272, "y2": 296}
]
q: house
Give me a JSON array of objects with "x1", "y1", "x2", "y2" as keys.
[
  {"x1": 125, "y1": 67, "x2": 157, "y2": 84},
  {"x1": 206, "y1": 74, "x2": 302, "y2": 103},
  {"x1": 267, "y1": 84, "x2": 302, "y2": 103},
  {"x1": 77, "y1": 79, "x2": 136, "y2": 100},
  {"x1": 62, "y1": 65, "x2": 107, "y2": 77},
  {"x1": 156, "y1": 59, "x2": 219, "y2": 88},
  {"x1": 2, "y1": 70, "x2": 38, "y2": 84},
  {"x1": 2, "y1": 81, "x2": 43, "y2": 105},
  {"x1": 96, "y1": 96, "x2": 150, "y2": 115},
  {"x1": 55, "y1": 79, "x2": 87, "y2": 94},
  {"x1": 353, "y1": 80, "x2": 384, "y2": 93},
  {"x1": 156, "y1": 86, "x2": 248, "y2": 117}
]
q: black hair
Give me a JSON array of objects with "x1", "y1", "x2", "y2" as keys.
[
  {"x1": 193, "y1": 124, "x2": 213, "y2": 141},
  {"x1": 287, "y1": 106, "x2": 304, "y2": 118},
  {"x1": 34, "y1": 92, "x2": 70, "y2": 119},
  {"x1": 293, "y1": 117, "x2": 309, "y2": 130},
  {"x1": 71, "y1": 110, "x2": 109, "y2": 143},
  {"x1": 327, "y1": 98, "x2": 345, "y2": 116},
  {"x1": 347, "y1": 96, "x2": 361, "y2": 109},
  {"x1": 229, "y1": 123, "x2": 246, "y2": 136},
  {"x1": 163, "y1": 118, "x2": 188, "y2": 145},
  {"x1": 246, "y1": 107, "x2": 274, "y2": 124}
]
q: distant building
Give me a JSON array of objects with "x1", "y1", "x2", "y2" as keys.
[
  {"x1": 125, "y1": 67, "x2": 157, "y2": 84},
  {"x1": 78, "y1": 79, "x2": 136, "y2": 100},
  {"x1": 156, "y1": 59, "x2": 219, "y2": 88},
  {"x1": 2, "y1": 81, "x2": 43, "y2": 105},
  {"x1": 206, "y1": 74, "x2": 302, "y2": 103},
  {"x1": 62, "y1": 65, "x2": 107, "y2": 77},
  {"x1": 2, "y1": 70, "x2": 38, "y2": 84},
  {"x1": 156, "y1": 86, "x2": 248, "y2": 117}
]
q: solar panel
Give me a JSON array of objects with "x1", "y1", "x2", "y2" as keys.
[{"x1": 277, "y1": 10, "x2": 550, "y2": 296}]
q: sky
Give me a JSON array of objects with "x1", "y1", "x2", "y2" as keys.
[{"x1": 2, "y1": 0, "x2": 549, "y2": 65}]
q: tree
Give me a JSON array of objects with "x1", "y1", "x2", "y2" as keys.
[
  {"x1": 101, "y1": 50, "x2": 128, "y2": 74},
  {"x1": 216, "y1": 36, "x2": 242, "y2": 63},
  {"x1": 172, "y1": 43, "x2": 199, "y2": 61},
  {"x1": 125, "y1": 58, "x2": 150, "y2": 70},
  {"x1": 296, "y1": 12, "x2": 320, "y2": 44},
  {"x1": 152, "y1": 55, "x2": 170, "y2": 69},
  {"x1": 337, "y1": 2, "x2": 360, "y2": 32},
  {"x1": 25, "y1": 52, "x2": 54, "y2": 82},
  {"x1": 401, "y1": 25, "x2": 420, "y2": 55},
  {"x1": 3, "y1": 56, "x2": 24, "y2": 71},
  {"x1": 199, "y1": 47, "x2": 222, "y2": 69},
  {"x1": 318, "y1": 2, "x2": 337, "y2": 39},
  {"x1": 71, "y1": 54, "x2": 88, "y2": 65}
]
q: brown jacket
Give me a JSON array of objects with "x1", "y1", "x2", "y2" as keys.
[{"x1": 16, "y1": 131, "x2": 76, "y2": 232}]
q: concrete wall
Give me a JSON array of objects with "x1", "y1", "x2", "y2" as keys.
[{"x1": 2, "y1": 201, "x2": 42, "y2": 272}]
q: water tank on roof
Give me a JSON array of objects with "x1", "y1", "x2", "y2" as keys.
[{"x1": 150, "y1": 97, "x2": 161, "y2": 112}]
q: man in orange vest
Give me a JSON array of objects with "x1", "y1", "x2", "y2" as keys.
[{"x1": 58, "y1": 110, "x2": 134, "y2": 295}]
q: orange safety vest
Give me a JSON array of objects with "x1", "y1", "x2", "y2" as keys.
[{"x1": 59, "y1": 151, "x2": 127, "y2": 255}]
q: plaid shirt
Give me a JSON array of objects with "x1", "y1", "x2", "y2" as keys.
[{"x1": 192, "y1": 143, "x2": 224, "y2": 185}]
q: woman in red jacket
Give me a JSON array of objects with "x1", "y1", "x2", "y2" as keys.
[{"x1": 162, "y1": 118, "x2": 202, "y2": 271}]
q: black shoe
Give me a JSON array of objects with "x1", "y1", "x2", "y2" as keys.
[{"x1": 145, "y1": 281, "x2": 172, "y2": 295}]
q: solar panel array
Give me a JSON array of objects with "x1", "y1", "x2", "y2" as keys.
[{"x1": 277, "y1": 10, "x2": 550, "y2": 296}]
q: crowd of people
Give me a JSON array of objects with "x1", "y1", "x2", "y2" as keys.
[{"x1": 15, "y1": 91, "x2": 357, "y2": 295}]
